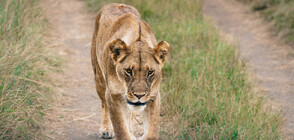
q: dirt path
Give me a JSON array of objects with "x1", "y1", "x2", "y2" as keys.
[
  {"x1": 41, "y1": 0, "x2": 101, "y2": 139},
  {"x1": 41, "y1": 0, "x2": 143, "y2": 139},
  {"x1": 203, "y1": 0, "x2": 294, "y2": 138}
]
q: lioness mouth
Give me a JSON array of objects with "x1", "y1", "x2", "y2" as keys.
[{"x1": 126, "y1": 99, "x2": 147, "y2": 106}]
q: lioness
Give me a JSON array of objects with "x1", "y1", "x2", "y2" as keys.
[{"x1": 91, "y1": 3, "x2": 170, "y2": 140}]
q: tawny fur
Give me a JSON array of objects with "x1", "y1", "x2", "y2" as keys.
[{"x1": 91, "y1": 3, "x2": 170, "y2": 140}]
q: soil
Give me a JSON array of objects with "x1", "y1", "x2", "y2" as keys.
[
  {"x1": 203, "y1": 0, "x2": 294, "y2": 139},
  {"x1": 41, "y1": 0, "x2": 143, "y2": 139}
]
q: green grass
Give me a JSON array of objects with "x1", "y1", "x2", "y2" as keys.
[
  {"x1": 0, "y1": 0, "x2": 57, "y2": 139},
  {"x1": 87, "y1": 0, "x2": 284, "y2": 139},
  {"x1": 237, "y1": 0, "x2": 294, "y2": 43}
]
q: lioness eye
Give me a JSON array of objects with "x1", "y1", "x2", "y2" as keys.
[
  {"x1": 125, "y1": 68, "x2": 132, "y2": 76},
  {"x1": 147, "y1": 70, "x2": 154, "y2": 77}
]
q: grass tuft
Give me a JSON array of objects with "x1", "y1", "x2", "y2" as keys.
[
  {"x1": 0, "y1": 0, "x2": 55, "y2": 139},
  {"x1": 87, "y1": 0, "x2": 283, "y2": 139}
]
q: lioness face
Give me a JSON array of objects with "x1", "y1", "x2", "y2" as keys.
[{"x1": 109, "y1": 39, "x2": 169, "y2": 110}]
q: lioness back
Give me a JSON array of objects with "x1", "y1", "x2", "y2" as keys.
[{"x1": 96, "y1": 4, "x2": 141, "y2": 51}]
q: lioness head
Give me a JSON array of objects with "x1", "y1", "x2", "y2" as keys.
[{"x1": 109, "y1": 38, "x2": 169, "y2": 110}]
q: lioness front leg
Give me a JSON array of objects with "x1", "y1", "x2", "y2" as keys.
[
  {"x1": 107, "y1": 93, "x2": 135, "y2": 140},
  {"x1": 99, "y1": 100, "x2": 114, "y2": 138},
  {"x1": 140, "y1": 95, "x2": 160, "y2": 140},
  {"x1": 92, "y1": 65, "x2": 114, "y2": 138}
]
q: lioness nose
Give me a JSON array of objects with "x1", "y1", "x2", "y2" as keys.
[{"x1": 134, "y1": 93, "x2": 145, "y2": 99}]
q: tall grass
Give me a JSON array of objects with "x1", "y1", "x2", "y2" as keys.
[
  {"x1": 87, "y1": 0, "x2": 283, "y2": 139},
  {"x1": 0, "y1": 0, "x2": 55, "y2": 139},
  {"x1": 237, "y1": 0, "x2": 294, "y2": 43}
]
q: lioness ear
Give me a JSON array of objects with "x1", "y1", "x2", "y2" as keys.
[
  {"x1": 109, "y1": 38, "x2": 128, "y2": 62},
  {"x1": 154, "y1": 41, "x2": 170, "y2": 63}
]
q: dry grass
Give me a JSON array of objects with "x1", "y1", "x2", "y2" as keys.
[
  {"x1": 87, "y1": 0, "x2": 284, "y2": 139},
  {"x1": 237, "y1": 0, "x2": 294, "y2": 43},
  {"x1": 0, "y1": 0, "x2": 58, "y2": 139}
]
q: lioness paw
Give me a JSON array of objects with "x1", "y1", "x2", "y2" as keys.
[
  {"x1": 99, "y1": 127, "x2": 115, "y2": 139},
  {"x1": 130, "y1": 134, "x2": 137, "y2": 140}
]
